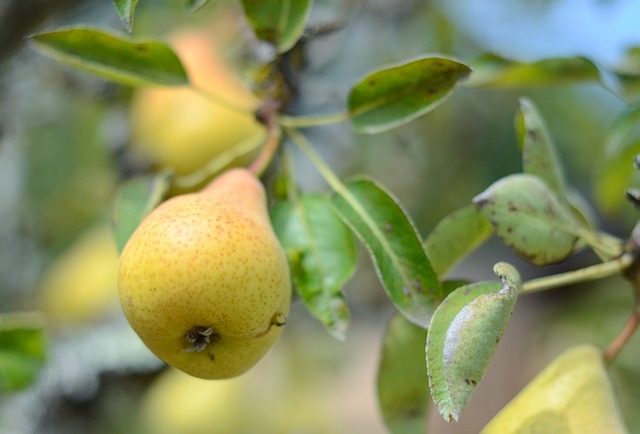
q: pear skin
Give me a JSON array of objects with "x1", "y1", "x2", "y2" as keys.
[
  {"x1": 480, "y1": 344, "x2": 628, "y2": 433},
  {"x1": 117, "y1": 168, "x2": 291, "y2": 379}
]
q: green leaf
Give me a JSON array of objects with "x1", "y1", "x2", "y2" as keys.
[
  {"x1": 515, "y1": 98, "x2": 595, "y2": 230},
  {"x1": 348, "y1": 56, "x2": 472, "y2": 134},
  {"x1": 515, "y1": 97, "x2": 567, "y2": 198},
  {"x1": 331, "y1": 178, "x2": 442, "y2": 328},
  {"x1": 112, "y1": 172, "x2": 171, "y2": 254},
  {"x1": 424, "y1": 205, "x2": 493, "y2": 277},
  {"x1": 427, "y1": 263, "x2": 520, "y2": 422},
  {"x1": 271, "y1": 194, "x2": 357, "y2": 340},
  {"x1": 465, "y1": 53, "x2": 601, "y2": 88},
  {"x1": 594, "y1": 107, "x2": 640, "y2": 215},
  {"x1": 239, "y1": 0, "x2": 312, "y2": 53},
  {"x1": 30, "y1": 27, "x2": 189, "y2": 87},
  {"x1": 377, "y1": 312, "x2": 429, "y2": 434},
  {"x1": 473, "y1": 174, "x2": 579, "y2": 265},
  {"x1": 185, "y1": 0, "x2": 210, "y2": 13},
  {"x1": 113, "y1": 0, "x2": 139, "y2": 32},
  {"x1": 0, "y1": 312, "x2": 47, "y2": 392}
]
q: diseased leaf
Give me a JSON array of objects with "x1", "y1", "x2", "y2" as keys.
[
  {"x1": 112, "y1": 172, "x2": 171, "y2": 254},
  {"x1": 473, "y1": 174, "x2": 579, "y2": 265},
  {"x1": 348, "y1": 57, "x2": 471, "y2": 134},
  {"x1": 0, "y1": 312, "x2": 47, "y2": 392},
  {"x1": 427, "y1": 263, "x2": 520, "y2": 422},
  {"x1": 113, "y1": 0, "x2": 139, "y2": 32},
  {"x1": 239, "y1": 0, "x2": 312, "y2": 53},
  {"x1": 424, "y1": 205, "x2": 493, "y2": 277},
  {"x1": 466, "y1": 53, "x2": 600, "y2": 88},
  {"x1": 271, "y1": 194, "x2": 356, "y2": 340},
  {"x1": 377, "y1": 312, "x2": 429, "y2": 434},
  {"x1": 30, "y1": 27, "x2": 189, "y2": 87},
  {"x1": 332, "y1": 178, "x2": 442, "y2": 328}
]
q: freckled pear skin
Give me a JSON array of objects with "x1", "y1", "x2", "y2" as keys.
[{"x1": 117, "y1": 168, "x2": 291, "y2": 379}]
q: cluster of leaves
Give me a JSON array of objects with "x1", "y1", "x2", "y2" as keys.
[{"x1": 4, "y1": 0, "x2": 640, "y2": 432}]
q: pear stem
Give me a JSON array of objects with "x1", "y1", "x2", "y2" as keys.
[
  {"x1": 603, "y1": 311, "x2": 640, "y2": 364},
  {"x1": 248, "y1": 102, "x2": 283, "y2": 176},
  {"x1": 278, "y1": 111, "x2": 350, "y2": 128},
  {"x1": 284, "y1": 127, "x2": 347, "y2": 195},
  {"x1": 603, "y1": 240, "x2": 640, "y2": 364},
  {"x1": 520, "y1": 253, "x2": 634, "y2": 294}
]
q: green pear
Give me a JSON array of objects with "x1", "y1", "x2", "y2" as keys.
[
  {"x1": 480, "y1": 344, "x2": 628, "y2": 433},
  {"x1": 117, "y1": 168, "x2": 291, "y2": 379}
]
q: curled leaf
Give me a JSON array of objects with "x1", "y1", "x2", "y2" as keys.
[{"x1": 427, "y1": 263, "x2": 520, "y2": 421}]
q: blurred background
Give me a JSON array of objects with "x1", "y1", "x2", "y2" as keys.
[{"x1": 1, "y1": 0, "x2": 640, "y2": 433}]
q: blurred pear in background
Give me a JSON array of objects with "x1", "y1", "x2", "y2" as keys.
[
  {"x1": 36, "y1": 223, "x2": 119, "y2": 327},
  {"x1": 128, "y1": 23, "x2": 264, "y2": 182}
]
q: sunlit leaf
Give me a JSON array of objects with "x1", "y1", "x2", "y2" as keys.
[
  {"x1": 377, "y1": 312, "x2": 429, "y2": 434},
  {"x1": 331, "y1": 178, "x2": 442, "y2": 328},
  {"x1": 271, "y1": 194, "x2": 356, "y2": 340},
  {"x1": 112, "y1": 172, "x2": 171, "y2": 253},
  {"x1": 348, "y1": 56, "x2": 471, "y2": 134},
  {"x1": 427, "y1": 263, "x2": 520, "y2": 422},
  {"x1": 113, "y1": 0, "x2": 139, "y2": 32},
  {"x1": 0, "y1": 312, "x2": 47, "y2": 392},
  {"x1": 466, "y1": 53, "x2": 600, "y2": 88},
  {"x1": 473, "y1": 174, "x2": 579, "y2": 265},
  {"x1": 30, "y1": 27, "x2": 189, "y2": 87},
  {"x1": 239, "y1": 0, "x2": 312, "y2": 53},
  {"x1": 594, "y1": 107, "x2": 640, "y2": 215},
  {"x1": 424, "y1": 205, "x2": 493, "y2": 277}
]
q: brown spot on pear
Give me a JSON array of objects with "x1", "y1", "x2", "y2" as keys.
[{"x1": 117, "y1": 168, "x2": 291, "y2": 379}]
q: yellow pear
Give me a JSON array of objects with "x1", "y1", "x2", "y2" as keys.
[
  {"x1": 37, "y1": 223, "x2": 119, "y2": 326},
  {"x1": 480, "y1": 344, "x2": 628, "y2": 433},
  {"x1": 128, "y1": 28, "x2": 264, "y2": 178},
  {"x1": 117, "y1": 168, "x2": 291, "y2": 379},
  {"x1": 140, "y1": 368, "x2": 247, "y2": 434}
]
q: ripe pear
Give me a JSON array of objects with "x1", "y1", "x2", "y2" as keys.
[
  {"x1": 480, "y1": 344, "x2": 628, "y2": 433},
  {"x1": 117, "y1": 168, "x2": 291, "y2": 379},
  {"x1": 128, "y1": 29, "x2": 264, "y2": 178}
]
